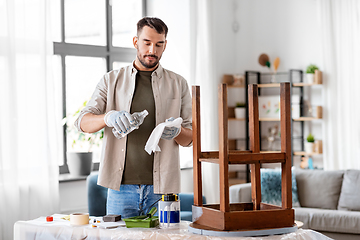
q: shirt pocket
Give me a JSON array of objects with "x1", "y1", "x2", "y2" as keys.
[{"x1": 165, "y1": 98, "x2": 181, "y2": 119}]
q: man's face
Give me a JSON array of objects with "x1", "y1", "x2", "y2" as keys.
[{"x1": 133, "y1": 26, "x2": 167, "y2": 70}]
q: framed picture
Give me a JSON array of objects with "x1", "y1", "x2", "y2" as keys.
[{"x1": 258, "y1": 96, "x2": 280, "y2": 119}]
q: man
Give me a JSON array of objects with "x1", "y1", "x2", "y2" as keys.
[{"x1": 75, "y1": 17, "x2": 192, "y2": 218}]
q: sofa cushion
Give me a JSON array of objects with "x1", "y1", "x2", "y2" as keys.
[
  {"x1": 295, "y1": 169, "x2": 344, "y2": 209},
  {"x1": 310, "y1": 208, "x2": 360, "y2": 234},
  {"x1": 338, "y1": 170, "x2": 360, "y2": 211},
  {"x1": 260, "y1": 168, "x2": 300, "y2": 207},
  {"x1": 230, "y1": 183, "x2": 252, "y2": 203},
  {"x1": 293, "y1": 207, "x2": 311, "y2": 228},
  {"x1": 295, "y1": 207, "x2": 360, "y2": 234}
]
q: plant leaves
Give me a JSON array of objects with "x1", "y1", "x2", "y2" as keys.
[{"x1": 266, "y1": 61, "x2": 271, "y2": 68}]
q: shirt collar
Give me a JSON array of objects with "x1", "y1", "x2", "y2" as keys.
[
  {"x1": 131, "y1": 61, "x2": 138, "y2": 76},
  {"x1": 131, "y1": 60, "x2": 163, "y2": 79},
  {"x1": 152, "y1": 63, "x2": 163, "y2": 78}
]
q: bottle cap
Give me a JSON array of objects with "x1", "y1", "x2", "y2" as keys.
[
  {"x1": 141, "y1": 110, "x2": 149, "y2": 117},
  {"x1": 162, "y1": 194, "x2": 178, "y2": 201}
]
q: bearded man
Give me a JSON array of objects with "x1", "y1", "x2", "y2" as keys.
[{"x1": 75, "y1": 17, "x2": 192, "y2": 218}]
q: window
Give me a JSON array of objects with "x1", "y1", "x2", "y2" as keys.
[
  {"x1": 65, "y1": 0, "x2": 106, "y2": 46},
  {"x1": 112, "y1": 1, "x2": 143, "y2": 48},
  {"x1": 52, "y1": 0, "x2": 146, "y2": 174}
]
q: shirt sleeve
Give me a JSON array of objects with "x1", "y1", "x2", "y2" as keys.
[
  {"x1": 180, "y1": 77, "x2": 192, "y2": 129},
  {"x1": 74, "y1": 75, "x2": 108, "y2": 132},
  {"x1": 180, "y1": 77, "x2": 193, "y2": 147}
]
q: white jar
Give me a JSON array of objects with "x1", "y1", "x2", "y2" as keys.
[
  {"x1": 158, "y1": 194, "x2": 180, "y2": 228},
  {"x1": 305, "y1": 142, "x2": 314, "y2": 153},
  {"x1": 306, "y1": 73, "x2": 314, "y2": 84},
  {"x1": 234, "y1": 107, "x2": 246, "y2": 119}
]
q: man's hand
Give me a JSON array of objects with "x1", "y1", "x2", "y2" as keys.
[
  {"x1": 161, "y1": 117, "x2": 181, "y2": 140},
  {"x1": 104, "y1": 110, "x2": 135, "y2": 135}
]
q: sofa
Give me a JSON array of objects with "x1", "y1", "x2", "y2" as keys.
[
  {"x1": 229, "y1": 168, "x2": 360, "y2": 240},
  {"x1": 86, "y1": 172, "x2": 205, "y2": 221}
]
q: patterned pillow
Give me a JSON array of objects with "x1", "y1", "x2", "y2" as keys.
[{"x1": 260, "y1": 168, "x2": 301, "y2": 207}]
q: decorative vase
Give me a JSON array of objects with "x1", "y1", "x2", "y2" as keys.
[
  {"x1": 304, "y1": 142, "x2": 314, "y2": 154},
  {"x1": 234, "y1": 108, "x2": 246, "y2": 119},
  {"x1": 306, "y1": 73, "x2": 314, "y2": 84},
  {"x1": 67, "y1": 152, "x2": 93, "y2": 176},
  {"x1": 270, "y1": 73, "x2": 277, "y2": 83},
  {"x1": 222, "y1": 74, "x2": 234, "y2": 85}
]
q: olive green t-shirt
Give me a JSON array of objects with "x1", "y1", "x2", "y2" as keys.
[{"x1": 122, "y1": 70, "x2": 155, "y2": 184}]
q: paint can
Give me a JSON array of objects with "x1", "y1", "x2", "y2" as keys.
[{"x1": 158, "y1": 194, "x2": 180, "y2": 228}]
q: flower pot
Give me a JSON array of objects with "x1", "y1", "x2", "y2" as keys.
[
  {"x1": 306, "y1": 73, "x2": 314, "y2": 84},
  {"x1": 67, "y1": 152, "x2": 93, "y2": 176},
  {"x1": 304, "y1": 142, "x2": 314, "y2": 154},
  {"x1": 234, "y1": 108, "x2": 246, "y2": 119}
]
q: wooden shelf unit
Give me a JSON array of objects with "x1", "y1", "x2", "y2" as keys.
[
  {"x1": 257, "y1": 82, "x2": 323, "y2": 88},
  {"x1": 228, "y1": 118, "x2": 246, "y2": 121},
  {"x1": 244, "y1": 70, "x2": 323, "y2": 172},
  {"x1": 293, "y1": 117, "x2": 322, "y2": 121},
  {"x1": 292, "y1": 83, "x2": 322, "y2": 87},
  {"x1": 260, "y1": 151, "x2": 323, "y2": 156},
  {"x1": 293, "y1": 151, "x2": 322, "y2": 156},
  {"x1": 227, "y1": 85, "x2": 245, "y2": 88},
  {"x1": 258, "y1": 83, "x2": 281, "y2": 88},
  {"x1": 230, "y1": 117, "x2": 322, "y2": 122},
  {"x1": 260, "y1": 117, "x2": 322, "y2": 121},
  {"x1": 226, "y1": 70, "x2": 323, "y2": 180}
]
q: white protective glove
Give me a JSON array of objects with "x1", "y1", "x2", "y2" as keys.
[
  {"x1": 104, "y1": 110, "x2": 135, "y2": 135},
  {"x1": 161, "y1": 117, "x2": 181, "y2": 140}
]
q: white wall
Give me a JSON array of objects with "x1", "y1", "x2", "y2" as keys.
[
  {"x1": 233, "y1": 0, "x2": 322, "y2": 73},
  {"x1": 211, "y1": 0, "x2": 238, "y2": 77},
  {"x1": 213, "y1": 0, "x2": 324, "y2": 82},
  {"x1": 210, "y1": 0, "x2": 323, "y2": 77},
  {"x1": 212, "y1": 0, "x2": 324, "y2": 168},
  {"x1": 147, "y1": 0, "x2": 191, "y2": 81}
]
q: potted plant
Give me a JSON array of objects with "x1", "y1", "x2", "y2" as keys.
[
  {"x1": 305, "y1": 133, "x2": 315, "y2": 153},
  {"x1": 305, "y1": 64, "x2": 319, "y2": 84},
  {"x1": 62, "y1": 100, "x2": 104, "y2": 176},
  {"x1": 234, "y1": 102, "x2": 246, "y2": 119}
]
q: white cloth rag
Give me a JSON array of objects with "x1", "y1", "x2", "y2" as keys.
[{"x1": 144, "y1": 117, "x2": 183, "y2": 155}]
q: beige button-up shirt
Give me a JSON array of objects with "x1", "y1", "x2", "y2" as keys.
[{"x1": 75, "y1": 63, "x2": 192, "y2": 194}]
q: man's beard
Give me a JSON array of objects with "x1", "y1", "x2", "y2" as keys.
[{"x1": 137, "y1": 52, "x2": 160, "y2": 69}]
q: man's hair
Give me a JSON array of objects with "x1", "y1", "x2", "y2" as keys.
[{"x1": 137, "y1": 17, "x2": 168, "y2": 38}]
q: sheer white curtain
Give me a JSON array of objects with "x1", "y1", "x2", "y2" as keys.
[
  {"x1": 318, "y1": 0, "x2": 360, "y2": 170},
  {"x1": 0, "y1": 0, "x2": 61, "y2": 239},
  {"x1": 190, "y1": 0, "x2": 220, "y2": 204}
]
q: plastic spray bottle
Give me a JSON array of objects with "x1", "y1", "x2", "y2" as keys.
[{"x1": 113, "y1": 110, "x2": 148, "y2": 139}]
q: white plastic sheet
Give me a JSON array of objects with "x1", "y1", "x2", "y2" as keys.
[{"x1": 14, "y1": 214, "x2": 332, "y2": 240}]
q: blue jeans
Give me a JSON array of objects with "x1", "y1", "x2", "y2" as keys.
[{"x1": 107, "y1": 184, "x2": 162, "y2": 218}]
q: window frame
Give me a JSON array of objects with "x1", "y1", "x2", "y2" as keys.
[{"x1": 55, "y1": 0, "x2": 146, "y2": 174}]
